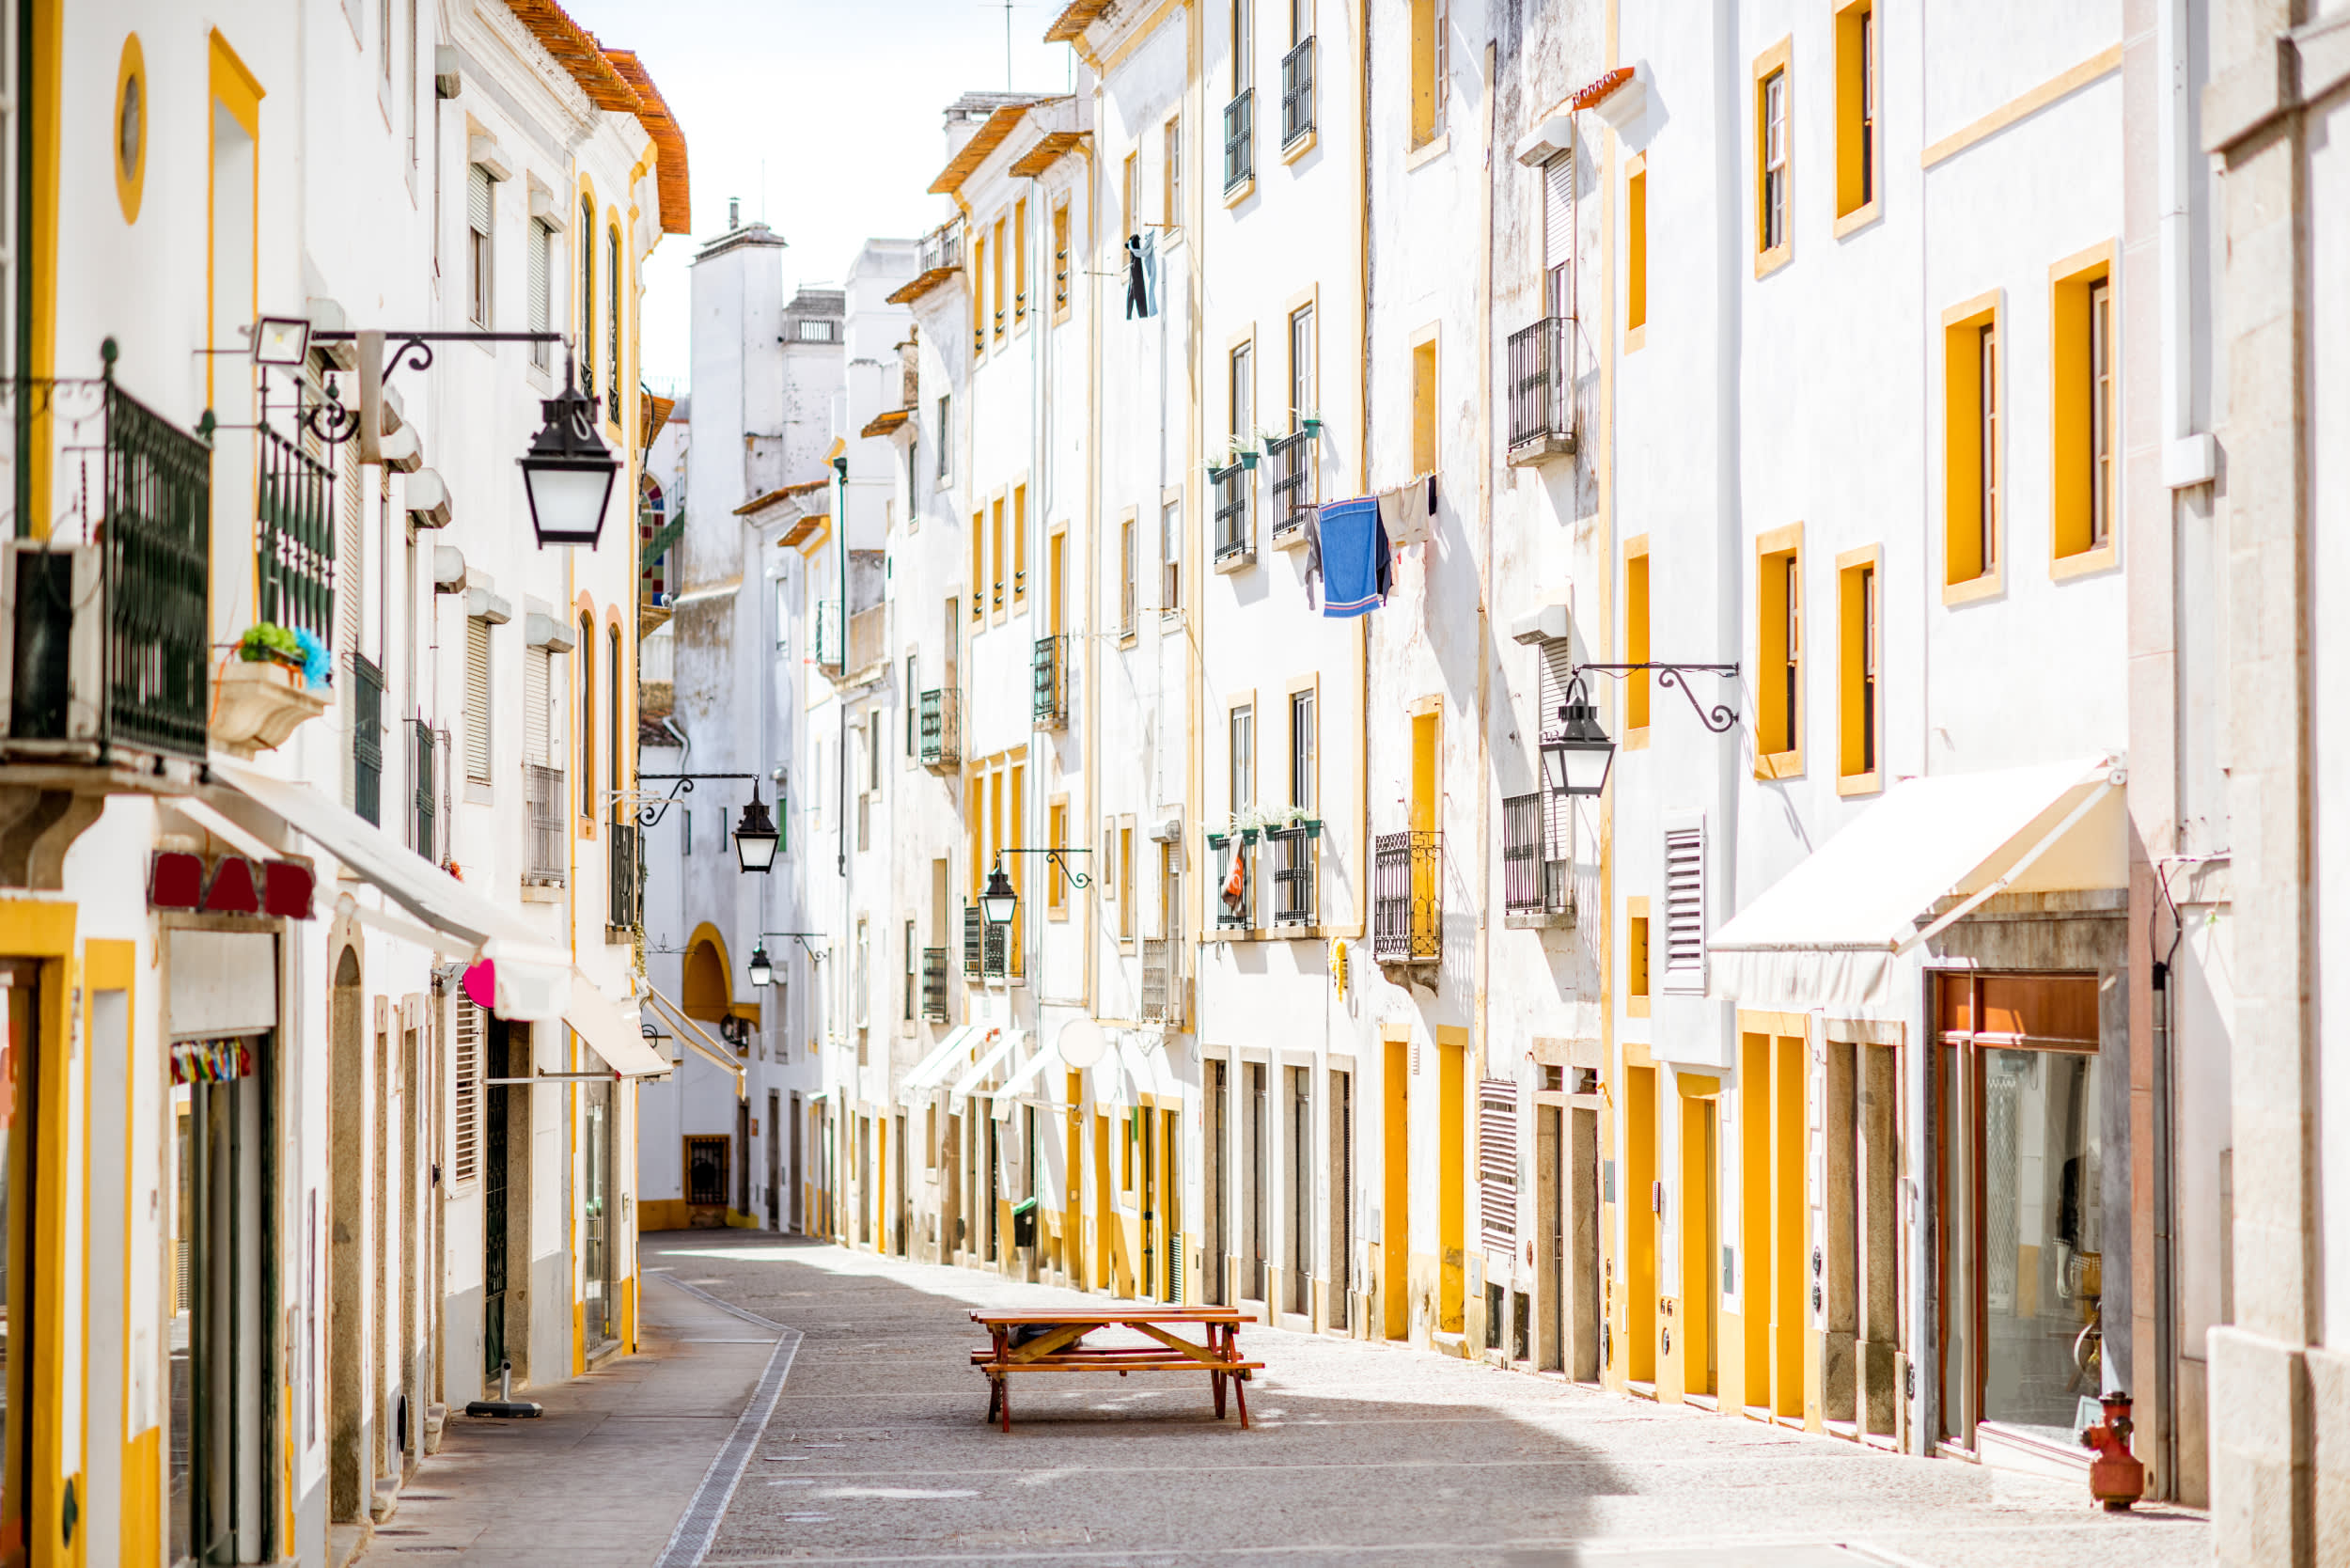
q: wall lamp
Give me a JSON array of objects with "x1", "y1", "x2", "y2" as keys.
[{"x1": 1539, "y1": 663, "x2": 1741, "y2": 799}]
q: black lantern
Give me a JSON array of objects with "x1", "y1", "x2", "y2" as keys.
[
  {"x1": 1540, "y1": 683, "x2": 1617, "y2": 798},
  {"x1": 747, "y1": 942, "x2": 775, "y2": 988},
  {"x1": 517, "y1": 354, "x2": 619, "y2": 548},
  {"x1": 979, "y1": 862, "x2": 1019, "y2": 927},
  {"x1": 732, "y1": 786, "x2": 781, "y2": 873}
]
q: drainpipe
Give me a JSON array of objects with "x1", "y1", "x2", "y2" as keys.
[{"x1": 835, "y1": 452, "x2": 849, "y2": 881}]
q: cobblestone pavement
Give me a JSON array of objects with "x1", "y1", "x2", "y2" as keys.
[{"x1": 649, "y1": 1231, "x2": 2210, "y2": 1568}]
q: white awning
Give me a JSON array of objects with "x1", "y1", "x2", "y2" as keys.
[
  {"x1": 208, "y1": 753, "x2": 574, "y2": 1020},
  {"x1": 996, "y1": 1033, "x2": 1066, "y2": 1105},
  {"x1": 948, "y1": 1027, "x2": 1022, "y2": 1110},
  {"x1": 564, "y1": 971, "x2": 670, "y2": 1076},
  {"x1": 901, "y1": 1025, "x2": 983, "y2": 1096},
  {"x1": 1710, "y1": 754, "x2": 2125, "y2": 1015}
]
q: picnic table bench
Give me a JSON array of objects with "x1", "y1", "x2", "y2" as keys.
[{"x1": 969, "y1": 1308, "x2": 1262, "y2": 1433}]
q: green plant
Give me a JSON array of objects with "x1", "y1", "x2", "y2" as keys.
[{"x1": 238, "y1": 622, "x2": 304, "y2": 666}]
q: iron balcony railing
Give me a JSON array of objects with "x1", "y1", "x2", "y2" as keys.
[
  {"x1": 257, "y1": 425, "x2": 337, "y2": 645},
  {"x1": 7, "y1": 375, "x2": 213, "y2": 760},
  {"x1": 1267, "y1": 823, "x2": 1318, "y2": 927},
  {"x1": 1281, "y1": 38, "x2": 1317, "y2": 147},
  {"x1": 1506, "y1": 316, "x2": 1578, "y2": 455},
  {"x1": 1032, "y1": 634, "x2": 1068, "y2": 728},
  {"x1": 1224, "y1": 87, "x2": 1255, "y2": 192},
  {"x1": 1208, "y1": 834, "x2": 1254, "y2": 930},
  {"x1": 1502, "y1": 792, "x2": 1573, "y2": 918},
  {"x1": 523, "y1": 762, "x2": 565, "y2": 885},
  {"x1": 1141, "y1": 937, "x2": 1181, "y2": 1025},
  {"x1": 608, "y1": 820, "x2": 643, "y2": 930},
  {"x1": 1373, "y1": 829, "x2": 1443, "y2": 964},
  {"x1": 813, "y1": 597, "x2": 843, "y2": 672},
  {"x1": 920, "y1": 947, "x2": 949, "y2": 1021},
  {"x1": 916, "y1": 219, "x2": 964, "y2": 277},
  {"x1": 1263, "y1": 431, "x2": 1311, "y2": 541},
  {"x1": 1210, "y1": 461, "x2": 1251, "y2": 564},
  {"x1": 407, "y1": 720, "x2": 436, "y2": 862},
  {"x1": 917, "y1": 687, "x2": 962, "y2": 769},
  {"x1": 351, "y1": 655, "x2": 384, "y2": 826}
]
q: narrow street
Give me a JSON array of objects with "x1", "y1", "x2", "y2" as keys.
[{"x1": 369, "y1": 1230, "x2": 2213, "y2": 1568}]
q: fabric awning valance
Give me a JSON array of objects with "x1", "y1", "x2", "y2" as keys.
[
  {"x1": 208, "y1": 753, "x2": 573, "y2": 1020},
  {"x1": 901, "y1": 1025, "x2": 982, "y2": 1097},
  {"x1": 948, "y1": 1028, "x2": 1021, "y2": 1110},
  {"x1": 639, "y1": 983, "x2": 746, "y2": 1088},
  {"x1": 995, "y1": 1033, "x2": 1066, "y2": 1105},
  {"x1": 1709, "y1": 753, "x2": 2124, "y2": 1015},
  {"x1": 564, "y1": 971, "x2": 670, "y2": 1077}
]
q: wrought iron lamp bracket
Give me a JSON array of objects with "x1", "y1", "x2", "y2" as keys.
[
  {"x1": 1000, "y1": 847, "x2": 1094, "y2": 890},
  {"x1": 755, "y1": 931, "x2": 831, "y2": 963},
  {"x1": 1568, "y1": 662, "x2": 1743, "y2": 734},
  {"x1": 629, "y1": 772, "x2": 760, "y2": 828}
]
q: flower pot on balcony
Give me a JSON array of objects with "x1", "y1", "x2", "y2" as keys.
[{"x1": 212, "y1": 658, "x2": 331, "y2": 758}]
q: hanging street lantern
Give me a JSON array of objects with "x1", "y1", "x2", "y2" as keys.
[
  {"x1": 732, "y1": 786, "x2": 781, "y2": 873},
  {"x1": 979, "y1": 861, "x2": 1019, "y2": 927},
  {"x1": 747, "y1": 942, "x2": 775, "y2": 988},
  {"x1": 517, "y1": 353, "x2": 619, "y2": 548},
  {"x1": 1541, "y1": 680, "x2": 1618, "y2": 798}
]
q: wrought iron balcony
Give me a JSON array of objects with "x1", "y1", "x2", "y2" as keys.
[
  {"x1": 1506, "y1": 316, "x2": 1578, "y2": 463},
  {"x1": 1141, "y1": 937, "x2": 1184, "y2": 1026},
  {"x1": 524, "y1": 762, "x2": 566, "y2": 885},
  {"x1": 1281, "y1": 38, "x2": 1317, "y2": 147},
  {"x1": 1373, "y1": 829, "x2": 1443, "y2": 964},
  {"x1": 351, "y1": 655, "x2": 384, "y2": 826},
  {"x1": 1263, "y1": 431, "x2": 1311, "y2": 543},
  {"x1": 607, "y1": 820, "x2": 643, "y2": 930},
  {"x1": 2, "y1": 374, "x2": 212, "y2": 763},
  {"x1": 920, "y1": 947, "x2": 949, "y2": 1021},
  {"x1": 917, "y1": 687, "x2": 962, "y2": 771},
  {"x1": 1502, "y1": 791, "x2": 1574, "y2": 924},
  {"x1": 1211, "y1": 462, "x2": 1251, "y2": 566},
  {"x1": 1032, "y1": 634, "x2": 1068, "y2": 728},
  {"x1": 1267, "y1": 822, "x2": 1319, "y2": 927},
  {"x1": 257, "y1": 426, "x2": 336, "y2": 645},
  {"x1": 1224, "y1": 87, "x2": 1255, "y2": 193},
  {"x1": 408, "y1": 720, "x2": 437, "y2": 862},
  {"x1": 1208, "y1": 833, "x2": 1255, "y2": 930}
]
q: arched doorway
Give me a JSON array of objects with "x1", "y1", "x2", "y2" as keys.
[
  {"x1": 682, "y1": 931, "x2": 730, "y2": 1023},
  {"x1": 329, "y1": 947, "x2": 364, "y2": 1523}
]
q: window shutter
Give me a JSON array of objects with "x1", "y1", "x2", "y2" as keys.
[
  {"x1": 524, "y1": 646, "x2": 551, "y2": 766},
  {"x1": 1544, "y1": 152, "x2": 1574, "y2": 274},
  {"x1": 468, "y1": 164, "x2": 492, "y2": 237},
  {"x1": 452, "y1": 998, "x2": 483, "y2": 1185},
  {"x1": 465, "y1": 619, "x2": 493, "y2": 783},
  {"x1": 1536, "y1": 638, "x2": 1575, "y2": 857},
  {"x1": 339, "y1": 442, "x2": 365, "y2": 808},
  {"x1": 1478, "y1": 1079, "x2": 1519, "y2": 1251},
  {"x1": 1662, "y1": 823, "x2": 1707, "y2": 993},
  {"x1": 527, "y1": 219, "x2": 551, "y2": 336}
]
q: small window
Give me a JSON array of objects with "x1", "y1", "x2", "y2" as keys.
[
  {"x1": 2052, "y1": 255, "x2": 2117, "y2": 566},
  {"x1": 463, "y1": 619, "x2": 493, "y2": 785},
  {"x1": 1230, "y1": 703, "x2": 1255, "y2": 817},
  {"x1": 992, "y1": 217, "x2": 1007, "y2": 340},
  {"x1": 1756, "y1": 51, "x2": 1791, "y2": 264},
  {"x1": 1164, "y1": 114, "x2": 1183, "y2": 228},
  {"x1": 1120, "y1": 516, "x2": 1137, "y2": 635},
  {"x1": 1047, "y1": 801, "x2": 1069, "y2": 915},
  {"x1": 1010, "y1": 484, "x2": 1028, "y2": 605},
  {"x1": 467, "y1": 165, "x2": 494, "y2": 328},
  {"x1": 1410, "y1": 0, "x2": 1449, "y2": 148},
  {"x1": 1288, "y1": 305, "x2": 1314, "y2": 431},
  {"x1": 1835, "y1": 2, "x2": 1878, "y2": 220},
  {"x1": 1942, "y1": 296, "x2": 2001, "y2": 589},
  {"x1": 1289, "y1": 690, "x2": 1316, "y2": 812},
  {"x1": 1231, "y1": 0, "x2": 1253, "y2": 93},
  {"x1": 579, "y1": 194, "x2": 596, "y2": 398},
  {"x1": 1757, "y1": 531, "x2": 1802, "y2": 775},
  {"x1": 970, "y1": 233, "x2": 987, "y2": 352},
  {"x1": 1119, "y1": 823, "x2": 1136, "y2": 941},
  {"x1": 1410, "y1": 336, "x2": 1437, "y2": 476},
  {"x1": 990, "y1": 495, "x2": 1006, "y2": 614},
  {"x1": 1626, "y1": 159, "x2": 1648, "y2": 338},
  {"x1": 1161, "y1": 499, "x2": 1183, "y2": 611},
  {"x1": 1122, "y1": 151, "x2": 1139, "y2": 239},
  {"x1": 1013, "y1": 198, "x2": 1028, "y2": 321},
  {"x1": 605, "y1": 225, "x2": 622, "y2": 411},
  {"x1": 971, "y1": 510, "x2": 986, "y2": 620},
  {"x1": 1839, "y1": 553, "x2": 1880, "y2": 783},
  {"x1": 1626, "y1": 899, "x2": 1652, "y2": 1015},
  {"x1": 525, "y1": 218, "x2": 551, "y2": 367},
  {"x1": 1624, "y1": 541, "x2": 1652, "y2": 731},
  {"x1": 935, "y1": 394, "x2": 952, "y2": 480}
]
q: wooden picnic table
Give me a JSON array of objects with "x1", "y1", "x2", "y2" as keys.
[{"x1": 969, "y1": 1308, "x2": 1262, "y2": 1433}]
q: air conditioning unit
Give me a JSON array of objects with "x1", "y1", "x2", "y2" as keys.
[
  {"x1": 1146, "y1": 816, "x2": 1183, "y2": 844},
  {"x1": 0, "y1": 541, "x2": 104, "y2": 746}
]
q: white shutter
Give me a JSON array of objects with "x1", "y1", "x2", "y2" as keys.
[
  {"x1": 464, "y1": 619, "x2": 493, "y2": 782},
  {"x1": 1536, "y1": 638, "x2": 1575, "y2": 856},
  {"x1": 468, "y1": 164, "x2": 492, "y2": 237},
  {"x1": 1478, "y1": 1079, "x2": 1518, "y2": 1250},
  {"x1": 1543, "y1": 153, "x2": 1574, "y2": 271},
  {"x1": 527, "y1": 219, "x2": 551, "y2": 337},
  {"x1": 524, "y1": 647, "x2": 551, "y2": 766},
  {"x1": 1662, "y1": 823, "x2": 1708, "y2": 993},
  {"x1": 452, "y1": 998, "x2": 482, "y2": 1186}
]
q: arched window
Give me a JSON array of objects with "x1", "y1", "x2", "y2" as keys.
[
  {"x1": 578, "y1": 613, "x2": 596, "y2": 811},
  {"x1": 579, "y1": 194, "x2": 596, "y2": 398},
  {"x1": 607, "y1": 624, "x2": 623, "y2": 813},
  {"x1": 605, "y1": 224, "x2": 623, "y2": 420}
]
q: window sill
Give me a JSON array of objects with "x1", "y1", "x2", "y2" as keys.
[
  {"x1": 1271, "y1": 519, "x2": 1310, "y2": 552},
  {"x1": 1837, "y1": 769, "x2": 1882, "y2": 798},
  {"x1": 1214, "y1": 546, "x2": 1256, "y2": 574},
  {"x1": 1626, "y1": 996, "x2": 1651, "y2": 1019},
  {"x1": 1281, "y1": 128, "x2": 1318, "y2": 164},
  {"x1": 1622, "y1": 724, "x2": 1652, "y2": 752},
  {"x1": 1754, "y1": 243, "x2": 1794, "y2": 280},
  {"x1": 1223, "y1": 176, "x2": 1256, "y2": 208},
  {"x1": 1117, "y1": 630, "x2": 1138, "y2": 649},
  {"x1": 1755, "y1": 747, "x2": 1804, "y2": 781},
  {"x1": 1405, "y1": 133, "x2": 1449, "y2": 171},
  {"x1": 465, "y1": 781, "x2": 494, "y2": 805},
  {"x1": 576, "y1": 816, "x2": 598, "y2": 841},
  {"x1": 1625, "y1": 323, "x2": 1647, "y2": 354},
  {"x1": 520, "y1": 881, "x2": 565, "y2": 903},
  {"x1": 1940, "y1": 569, "x2": 2004, "y2": 607},
  {"x1": 2050, "y1": 542, "x2": 2119, "y2": 581},
  {"x1": 1832, "y1": 199, "x2": 1882, "y2": 241}
]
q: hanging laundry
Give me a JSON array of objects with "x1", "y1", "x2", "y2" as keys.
[
  {"x1": 1312, "y1": 496, "x2": 1390, "y2": 619},
  {"x1": 1376, "y1": 472, "x2": 1438, "y2": 546},
  {"x1": 1222, "y1": 840, "x2": 1248, "y2": 915},
  {"x1": 1123, "y1": 232, "x2": 1160, "y2": 320}
]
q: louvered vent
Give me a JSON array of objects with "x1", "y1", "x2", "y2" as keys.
[
  {"x1": 464, "y1": 619, "x2": 493, "y2": 783},
  {"x1": 1479, "y1": 1079, "x2": 1519, "y2": 1251},
  {"x1": 453, "y1": 997, "x2": 483, "y2": 1186},
  {"x1": 1662, "y1": 823, "x2": 1707, "y2": 993}
]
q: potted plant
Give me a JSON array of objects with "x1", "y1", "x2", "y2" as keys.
[
  {"x1": 1297, "y1": 409, "x2": 1324, "y2": 438},
  {"x1": 238, "y1": 622, "x2": 306, "y2": 671},
  {"x1": 1224, "y1": 434, "x2": 1260, "y2": 472}
]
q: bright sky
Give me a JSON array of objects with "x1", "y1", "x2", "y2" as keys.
[{"x1": 562, "y1": 0, "x2": 1076, "y2": 392}]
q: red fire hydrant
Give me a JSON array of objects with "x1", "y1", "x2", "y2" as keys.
[{"x1": 2081, "y1": 1390, "x2": 2144, "y2": 1511}]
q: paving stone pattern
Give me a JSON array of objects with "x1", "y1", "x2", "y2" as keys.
[{"x1": 659, "y1": 1231, "x2": 2211, "y2": 1568}]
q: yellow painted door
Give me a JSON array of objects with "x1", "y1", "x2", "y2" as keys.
[
  {"x1": 1681, "y1": 1095, "x2": 1718, "y2": 1396},
  {"x1": 1438, "y1": 1030, "x2": 1466, "y2": 1334},
  {"x1": 1383, "y1": 1035, "x2": 1409, "y2": 1339},
  {"x1": 1623, "y1": 1064, "x2": 1658, "y2": 1384}
]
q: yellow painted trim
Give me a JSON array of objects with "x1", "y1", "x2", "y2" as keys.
[
  {"x1": 114, "y1": 35, "x2": 148, "y2": 225},
  {"x1": 2051, "y1": 544, "x2": 2119, "y2": 581},
  {"x1": 1755, "y1": 523, "x2": 1804, "y2": 778},
  {"x1": 1836, "y1": 771, "x2": 1882, "y2": 797},
  {"x1": 1674, "y1": 1073, "x2": 1721, "y2": 1097},
  {"x1": 208, "y1": 30, "x2": 264, "y2": 135},
  {"x1": 1752, "y1": 37, "x2": 1794, "y2": 277},
  {"x1": 1939, "y1": 290, "x2": 2005, "y2": 602},
  {"x1": 24, "y1": 0, "x2": 61, "y2": 541},
  {"x1": 1736, "y1": 1008, "x2": 1810, "y2": 1040},
  {"x1": 1832, "y1": 200, "x2": 1880, "y2": 240},
  {"x1": 2048, "y1": 240, "x2": 2121, "y2": 577},
  {"x1": 1624, "y1": 895, "x2": 1651, "y2": 1018},
  {"x1": 207, "y1": 29, "x2": 264, "y2": 412},
  {"x1": 1831, "y1": 0, "x2": 1877, "y2": 227},
  {"x1": 1623, "y1": 323, "x2": 1646, "y2": 353},
  {"x1": 1405, "y1": 133, "x2": 1450, "y2": 171},
  {"x1": 1919, "y1": 43, "x2": 2123, "y2": 170},
  {"x1": 1280, "y1": 127, "x2": 1318, "y2": 165}
]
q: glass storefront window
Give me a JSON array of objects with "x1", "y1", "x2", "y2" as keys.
[{"x1": 1980, "y1": 1046, "x2": 2101, "y2": 1438}]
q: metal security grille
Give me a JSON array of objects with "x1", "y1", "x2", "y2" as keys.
[
  {"x1": 524, "y1": 763, "x2": 565, "y2": 884},
  {"x1": 102, "y1": 379, "x2": 212, "y2": 759},
  {"x1": 920, "y1": 948, "x2": 948, "y2": 1021},
  {"x1": 1479, "y1": 1079, "x2": 1519, "y2": 1251},
  {"x1": 452, "y1": 998, "x2": 482, "y2": 1185},
  {"x1": 351, "y1": 655, "x2": 384, "y2": 825},
  {"x1": 1224, "y1": 87, "x2": 1254, "y2": 191},
  {"x1": 607, "y1": 822, "x2": 642, "y2": 930},
  {"x1": 257, "y1": 426, "x2": 336, "y2": 642},
  {"x1": 1663, "y1": 824, "x2": 1707, "y2": 991},
  {"x1": 1372, "y1": 831, "x2": 1442, "y2": 963},
  {"x1": 1281, "y1": 38, "x2": 1316, "y2": 146},
  {"x1": 1264, "y1": 430, "x2": 1309, "y2": 537},
  {"x1": 917, "y1": 688, "x2": 960, "y2": 767},
  {"x1": 1211, "y1": 463, "x2": 1249, "y2": 562},
  {"x1": 464, "y1": 619, "x2": 492, "y2": 782},
  {"x1": 1269, "y1": 826, "x2": 1316, "y2": 926},
  {"x1": 1032, "y1": 635, "x2": 1067, "y2": 727}
]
